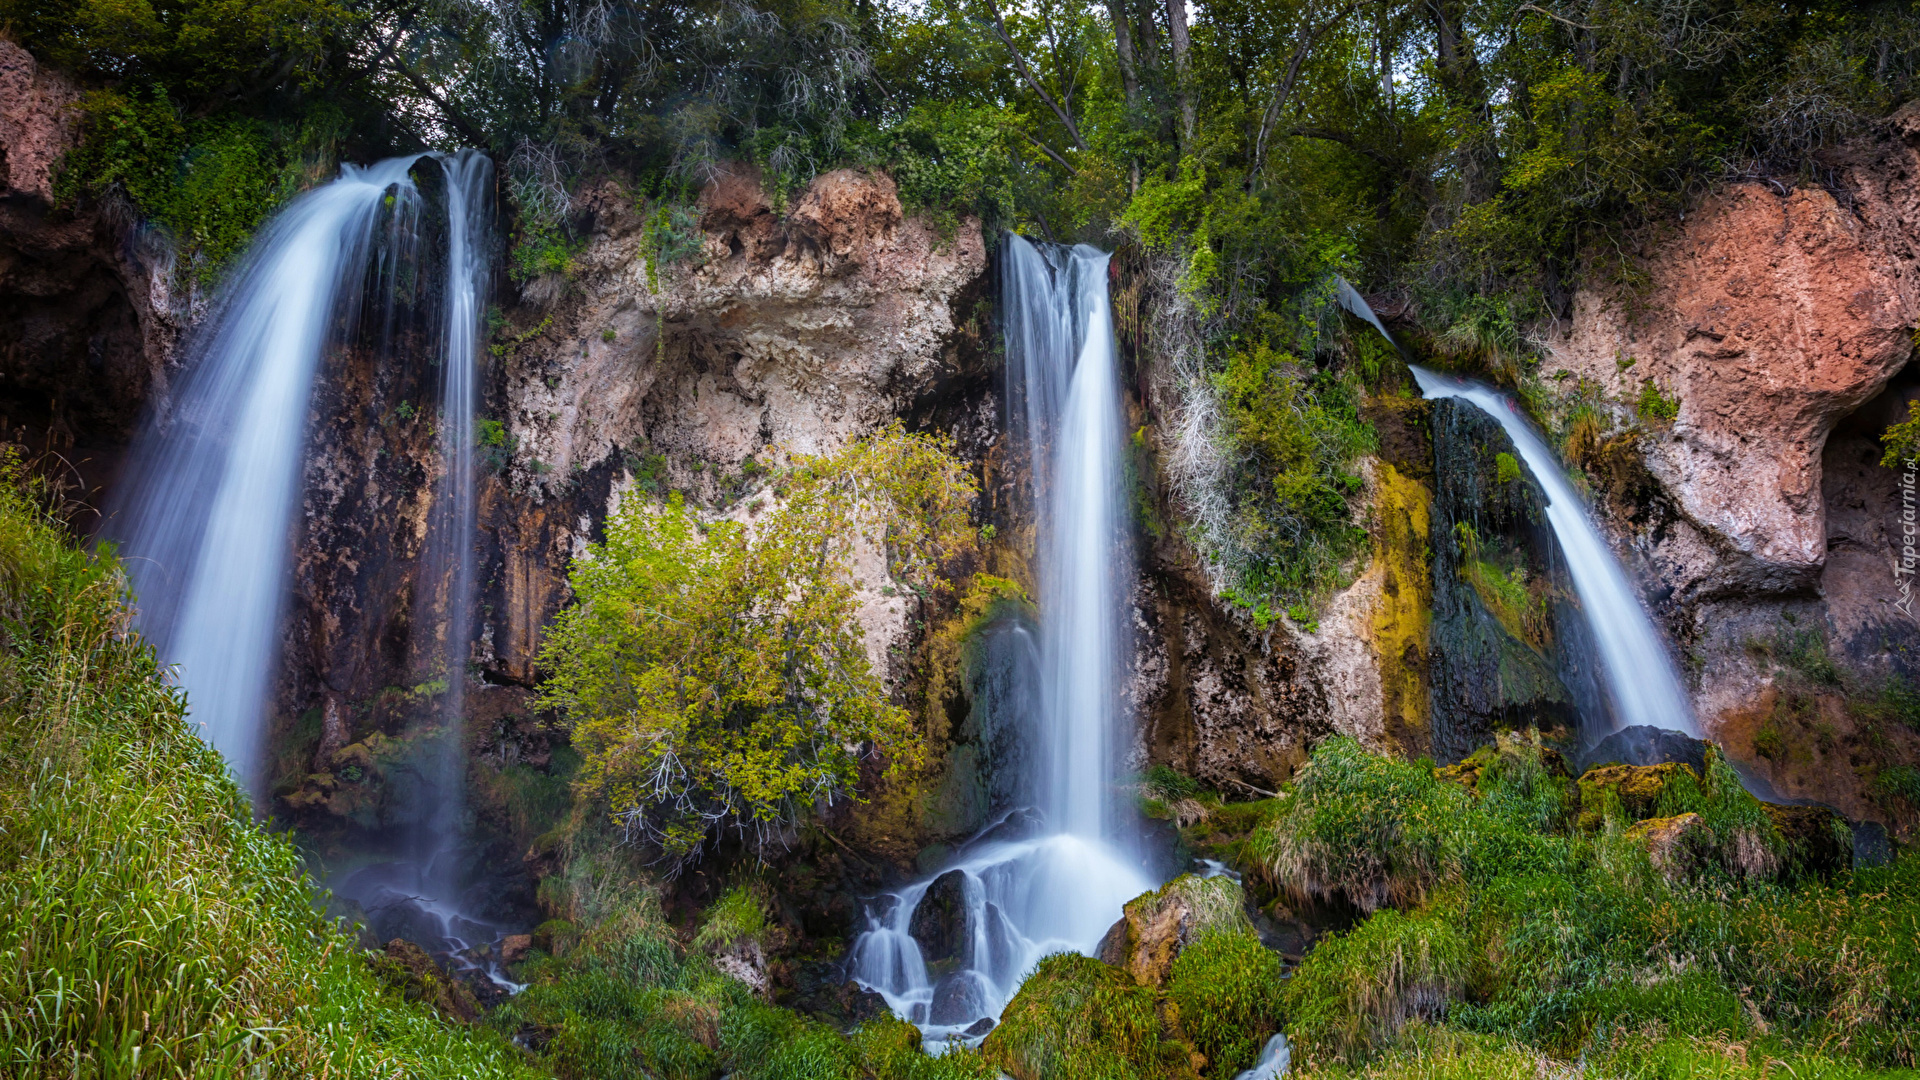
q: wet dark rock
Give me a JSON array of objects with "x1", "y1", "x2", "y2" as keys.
[
  {"x1": 963, "y1": 1016, "x2": 997, "y2": 1037},
  {"x1": 973, "y1": 806, "x2": 1046, "y2": 845},
  {"x1": 1582, "y1": 725, "x2": 1708, "y2": 774},
  {"x1": 909, "y1": 870, "x2": 969, "y2": 966},
  {"x1": 929, "y1": 970, "x2": 990, "y2": 1025},
  {"x1": 367, "y1": 939, "x2": 479, "y2": 1022}
]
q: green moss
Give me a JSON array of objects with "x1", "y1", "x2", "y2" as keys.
[
  {"x1": 982, "y1": 953, "x2": 1198, "y2": 1080},
  {"x1": 1635, "y1": 378, "x2": 1680, "y2": 423},
  {"x1": 1285, "y1": 905, "x2": 1470, "y2": 1063}
]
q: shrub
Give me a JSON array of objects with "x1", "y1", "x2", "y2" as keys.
[
  {"x1": 1165, "y1": 928, "x2": 1286, "y2": 1077},
  {"x1": 538, "y1": 425, "x2": 978, "y2": 867},
  {"x1": 1248, "y1": 737, "x2": 1470, "y2": 911}
]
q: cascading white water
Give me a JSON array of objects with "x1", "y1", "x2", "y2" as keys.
[
  {"x1": 848, "y1": 237, "x2": 1152, "y2": 1043},
  {"x1": 111, "y1": 156, "x2": 427, "y2": 793},
  {"x1": 1409, "y1": 365, "x2": 1698, "y2": 737},
  {"x1": 417, "y1": 151, "x2": 493, "y2": 893}
]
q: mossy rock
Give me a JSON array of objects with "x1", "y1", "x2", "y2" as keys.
[
  {"x1": 1437, "y1": 732, "x2": 1571, "y2": 793},
  {"x1": 1100, "y1": 874, "x2": 1250, "y2": 989},
  {"x1": 1626, "y1": 812, "x2": 1713, "y2": 878},
  {"x1": 981, "y1": 953, "x2": 1202, "y2": 1080},
  {"x1": 367, "y1": 939, "x2": 479, "y2": 1022},
  {"x1": 1761, "y1": 803, "x2": 1852, "y2": 878},
  {"x1": 1576, "y1": 761, "x2": 1700, "y2": 826}
]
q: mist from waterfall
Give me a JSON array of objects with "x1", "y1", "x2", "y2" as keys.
[
  {"x1": 111, "y1": 155, "x2": 427, "y2": 794},
  {"x1": 848, "y1": 236, "x2": 1152, "y2": 1043},
  {"x1": 1410, "y1": 365, "x2": 1699, "y2": 739}
]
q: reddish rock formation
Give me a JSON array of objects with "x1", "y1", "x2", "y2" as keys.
[{"x1": 1550, "y1": 179, "x2": 1920, "y2": 598}]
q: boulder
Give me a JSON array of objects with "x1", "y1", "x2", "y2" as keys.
[
  {"x1": 1626, "y1": 813, "x2": 1713, "y2": 878},
  {"x1": 908, "y1": 869, "x2": 969, "y2": 968},
  {"x1": 1582, "y1": 725, "x2": 1708, "y2": 774},
  {"x1": 1107, "y1": 874, "x2": 1249, "y2": 988}
]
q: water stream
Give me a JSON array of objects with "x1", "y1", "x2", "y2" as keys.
[
  {"x1": 847, "y1": 237, "x2": 1153, "y2": 1042},
  {"x1": 1409, "y1": 365, "x2": 1698, "y2": 738},
  {"x1": 111, "y1": 151, "x2": 518, "y2": 987},
  {"x1": 111, "y1": 155, "x2": 429, "y2": 793}
]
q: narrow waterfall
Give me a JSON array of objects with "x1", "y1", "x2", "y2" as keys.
[
  {"x1": 416, "y1": 151, "x2": 493, "y2": 896},
  {"x1": 111, "y1": 156, "x2": 427, "y2": 794},
  {"x1": 848, "y1": 237, "x2": 1152, "y2": 1043},
  {"x1": 1410, "y1": 365, "x2": 1699, "y2": 738}
]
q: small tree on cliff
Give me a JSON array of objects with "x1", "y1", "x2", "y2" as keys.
[{"x1": 537, "y1": 425, "x2": 979, "y2": 868}]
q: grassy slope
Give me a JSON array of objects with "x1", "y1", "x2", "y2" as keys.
[{"x1": 0, "y1": 471, "x2": 535, "y2": 1078}]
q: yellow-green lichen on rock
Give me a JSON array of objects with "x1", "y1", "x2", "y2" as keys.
[{"x1": 1368, "y1": 462, "x2": 1433, "y2": 754}]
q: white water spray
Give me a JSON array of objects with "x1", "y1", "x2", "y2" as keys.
[
  {"x1": 849, "y1": 237, "x2": 1151, "y2": 1041},
  {"x1": 1409, "y1": 365, "x2": 1698, "y2": 738},
  {"x1": 112, "y1": 156, "x2": 427, "y2": 792}
]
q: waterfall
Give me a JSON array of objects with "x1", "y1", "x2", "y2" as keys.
[
  {"x1": 416, "y1": 151, "x2": 493, "y2": 895},
  {"x1": 110, "y1": 156, "x2": 428, "y2": 793},
  {"x1": 1409, "y1": 365, "x2": 1698, "y2": 738},
  {"x1": 848, "y1": 237, "x2": 1152, "y2": 1043}
]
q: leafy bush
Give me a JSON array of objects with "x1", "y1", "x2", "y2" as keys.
[
  {"x1": 0, "y1": 457, "x2": 531, "y2": 1077},
  {"x1": 537, "y1": 425, "x2": 978, "y2": 866}
]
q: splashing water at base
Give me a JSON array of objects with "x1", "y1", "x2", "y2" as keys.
[
  {"x1": 1408, "y1": 365, "x2": 1698, "y2": 739},
  {"x1": 848, "y1": 237, "x2": 1152, "y2": 1042}
]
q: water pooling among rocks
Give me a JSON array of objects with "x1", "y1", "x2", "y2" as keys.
[{"x1": 847, "y1": 237, "x2": 1154, "y2": 1042}]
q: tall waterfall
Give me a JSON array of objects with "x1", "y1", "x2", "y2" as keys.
[
  {"x1": 112, "y1": 156, "x2": 427, "y2": 792},
  {"x1": 111, "y1": 152, "x2": 494, "y2": 798},
  {"x1": 416, "y1": 152, "x2": 493, "y2": 893},
  {"x1": 1410, "y1": 365, "x2": 1698, "y2": 738},
  {"x1": 848, "y1": 237, "x2": 1152, "y2": 1043}
]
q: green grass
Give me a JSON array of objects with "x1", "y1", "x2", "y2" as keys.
[
  {"x1": 1260, "y1": 739, "x2": 1920, "y2": 1072},
  {"x1": 0, "y1": 462, "x2": 534, "y2": 1077}
]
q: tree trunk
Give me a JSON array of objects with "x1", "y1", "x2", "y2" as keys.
[{"x1": 1165, "y1": 0, "x2": 1195, "y2": 147}]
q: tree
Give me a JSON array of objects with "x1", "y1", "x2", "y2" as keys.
[{"x1": 536, "y1": 426, "x2": 979, "y2": 868}]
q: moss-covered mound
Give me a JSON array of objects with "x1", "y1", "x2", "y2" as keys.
[
  {"x1": 1256, "y1": 737, "x2": 1920, "y2": 1073},
  {"x1": 0, "y1": 468, "x2": 533, "y2": 1077}
]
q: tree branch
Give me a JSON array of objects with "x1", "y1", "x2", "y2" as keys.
[
  {"x1": 981, "y1": 0, "x2": 1089, "y2": 150},
  {"x1": 1251, "y1": 0, "x2": 1364, "y2": 185}
]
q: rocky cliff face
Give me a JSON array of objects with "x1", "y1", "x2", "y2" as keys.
[
  {"x1": 0, "y1": 39, "x2": 183, "y2": 504},
  {"x1": 273, "y1": 165, "x2": 997, "y2": 885},
  {"x1": 1543, "y1": 108, "x2": 1920, "y2": 829}
]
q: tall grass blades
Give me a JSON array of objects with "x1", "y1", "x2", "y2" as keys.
[{"x1": 0, "y1": 461, "x2": 533, "y2": 1078}]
